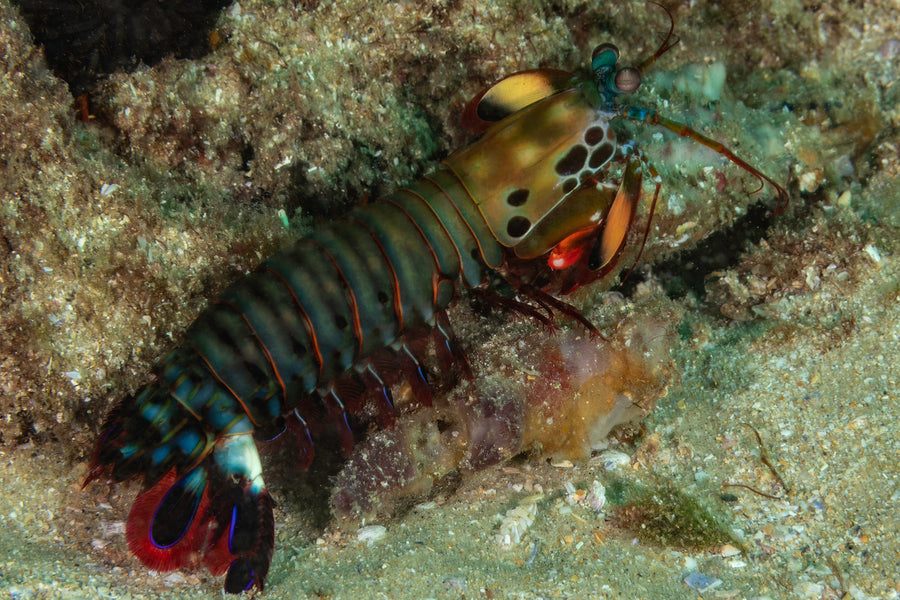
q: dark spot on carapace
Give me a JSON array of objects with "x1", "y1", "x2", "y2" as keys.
[
  {"x1": 377, "y1": 290, "x2": 390, "y2": 305},
  {"x1": 562, "y1": 178, "x2": 578, "y2": 194},
  {"x1": 245, "y1": 361, "x2": 268, "y2": 384},
  {"x1": 584, "y1": 126, "x2": 607, "y2": 146},
  {"x1": 506, "y1": 216, "x2": 531, "y2": 238},
  {"x1": 506, "y1": 188, "x2": 529, "y2": 207},
  {"x1": 334, "y1": 314, "x2": 348, "y2": 330},
  {"x1": 555, "y1": 145, "x2": 588, "y2": 176},
  {"x1": 589, "y1": 142, "x2": 615, "y2": 169},
  {"x1": 477, "y1": 96, "x2": 512, "y2": 123}
]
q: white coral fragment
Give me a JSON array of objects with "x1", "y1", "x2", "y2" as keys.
[{"x1": 496, "y1": 494, "x2": 542, "y2": 550}]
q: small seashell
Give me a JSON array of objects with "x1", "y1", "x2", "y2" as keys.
[
  {"x1": 163, "y1": 572, "x2": 188, "y2": 585},
  {"x1": 100, "y1": 183, "x2": 120, "y2": 196},
  {"x1": 798, "y1": 169, "x2": 823, "y2": 193},
  {"x1": 586, "y1": 480, "x2": 606, "y2": 513},
  {"x1": 356, "y1": 524, "x2": 387, "y2": 545},
  {"x1": 496, "y1": 495, "x2": 542, "y2": 550},
  {"x1": 864, "y1": 243, "x2": 882, "y2": 264},
  {"x1": 719, "y1": 543, "x2": 741, "y2": 557},
  {"x1": 597, "y1": 450, "x2": 631, "y2": 470}
]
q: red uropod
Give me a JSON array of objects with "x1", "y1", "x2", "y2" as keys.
[{"x1": 86, "y1": 9, "x2": 788, "y2": 593}]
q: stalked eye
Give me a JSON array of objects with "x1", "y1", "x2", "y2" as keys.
[
  {"x1": 506, "y1": 188, "x2": 529, "y2": 207},
  {"x1": 614, "y1": 67, "x2": 642, "y2": 93},
  {"x1": 592, "y1": 43, "x2": 620, "y2": 72},
  {"x1": 506, "y1": 216, "x2": 531, "y2": 238},
  {"x1": 555, "y1": 145, "x2": 588, "y2": 176}
]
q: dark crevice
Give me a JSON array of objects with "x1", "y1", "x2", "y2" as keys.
[
  {"x1": 14, "y1": 0, "x2": 231, "y2": 96},
  {"x1": 619, "y1": 202, "x2": 778, "y2": 300}
]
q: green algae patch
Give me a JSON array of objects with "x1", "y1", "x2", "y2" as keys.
[{"x1": 606, "y1": 476, "x2": 743, "y2": 551}]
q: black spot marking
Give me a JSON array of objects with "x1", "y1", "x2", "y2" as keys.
[
  {"x1": 506, "y1": 216, "x2": 531, "y2": 238},
  {"x1": 292, "y1": 339, "x2": 308, "y2": 359},
  {"x1": 589, "y1": 143, "x2": 615, "y2": 169},
  {"x1": 334, "y1": 314, "x2": 348, "y2": 330},
  {"x1": 377, "y1": 291, "x2": 390, "y2": 305},
  {"x1": 246, "y1": 361, "x2": 268, "y2": 384},
  {"x1": 555, "y1": 145, "x2": 588, "y2": 176},
  {"x1": 151, "y1": 478, "x2": 200, "y2": 548},
  {"x1": 584, "y1": 126, "x2": 606, "y2": 146},
  {"x1": 224, "y1": 559, "x2": 255, "y2": 594},
  {"x1": 563, "y1": 178, "x2": 578, "y2": 194},
  {"x1": 477, "y1": 97, "x2": 511, "y2": 122},
  {"x1": 506, "y1": 188, "x2": 529, "y2": 207}
]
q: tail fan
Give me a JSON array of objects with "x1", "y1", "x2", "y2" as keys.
[
  {"x1": 205, "y1": 483, "x2": 275, "y2": 593},
  {"x1": 206, "y1": 434, "x2": 275, "y2": 592},
  {"x1": 119, "y1": 434, "x2": 274, "y2": 592},
  {"x1": 126, "y1": 468, "x2": 210, "y2": 572}
]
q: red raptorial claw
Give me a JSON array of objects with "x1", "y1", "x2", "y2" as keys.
[{"x1": 548, "y1": 227, "x2": 597, "y2": 270}]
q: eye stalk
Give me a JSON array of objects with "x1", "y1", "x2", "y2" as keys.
[
  {"x1": 591, "y1": 43, "x2": 643, "y2": 103},
  {"x1": 590, "y1": 2, "x2": 679, "y2": 105}
]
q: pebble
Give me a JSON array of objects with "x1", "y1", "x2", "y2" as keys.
[
  {"x1": 684, "y1": 572, "x2": 724, "y2": 593},
  {"x1": 794, "y1": 581, "x2": 824, "y2": 599}
]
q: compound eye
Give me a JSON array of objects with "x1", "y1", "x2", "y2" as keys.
[
  {"x1": 614, "y1": 67, "x2": 642, "y2": 93},
  {"x1": 591, "y1": 43, "x2": 620, "y2": 71}
]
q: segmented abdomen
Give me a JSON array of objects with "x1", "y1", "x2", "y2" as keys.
[{"x1": 115, "y1": 162, "x2": 507, "y2": 479}]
